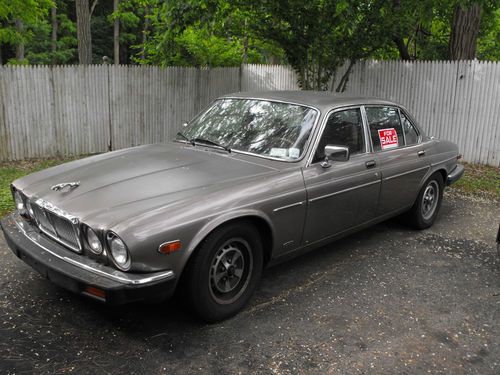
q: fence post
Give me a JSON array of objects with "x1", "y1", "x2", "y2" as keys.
[
  {"x1": 0, "y1": 66, "x2": 8, "y2": 161},
  {"x1": 107, "y1": 64, "x2": 113, "y2": 151},
  {"x1": 238, "y1": 64, "x2": 243, "y2": 92}
]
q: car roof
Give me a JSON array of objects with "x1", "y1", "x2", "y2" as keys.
[{"x1": 221, "y1": 91, "x2": 401, "y2": 111}]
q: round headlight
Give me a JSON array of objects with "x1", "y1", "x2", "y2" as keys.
[
  {"x1": 14, "y1": 191, "x2": 26, "y2": 214},
  {"x1": 86, "y1": 227, "x2": 103, "y2": 254},
  {"x1": 108, "y1": 233, "x2": 130, "y2": 270}
]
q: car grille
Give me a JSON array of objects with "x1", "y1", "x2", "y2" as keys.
[{"x1": 31, "y1": 200, "x2": 82, "y2": 253}]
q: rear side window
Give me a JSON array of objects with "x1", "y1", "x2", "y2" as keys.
[
  {"x1": 365, "y1": 107, "x2": 404, "y2": 151},
  {"x1": 400, "y1": 111, "x2": 419, "y2": 145},
  {"x1": 314, "y1": 108, "x2": 365, "y2": 162}
]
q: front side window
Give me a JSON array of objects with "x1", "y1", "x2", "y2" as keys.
[
  {"x1": 180, "y1": 99, "x2": 318, "y2": 160},
  {"x1": 314, "y1": 108, "x2": 365, "y2": 162},
  {"x1": 366, "y1": 106, "x2": 404, "y2": 151},
  {"x1": 400, "y1": 111, "x2": 419, "y2": 145}
]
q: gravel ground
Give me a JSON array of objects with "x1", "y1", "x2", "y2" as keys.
[{"x1": 0, "y1": 191, "x2": 499, "y2": 375}]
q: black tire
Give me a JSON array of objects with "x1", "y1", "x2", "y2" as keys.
[
  {"x1": 183, "y1": 221, "x2": 263, "y2": 322},
  {"x1": 406, "y1": 172, "x2": 444, "y2": 229}
]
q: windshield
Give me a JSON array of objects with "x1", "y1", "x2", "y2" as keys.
[{"x1": 179, "y1": 99, "x2": 318, "y2": 160}]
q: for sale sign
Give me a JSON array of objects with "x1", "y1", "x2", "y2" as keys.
[{"x1": 378, "y1": 128, "x2": 399, "y2": 150}]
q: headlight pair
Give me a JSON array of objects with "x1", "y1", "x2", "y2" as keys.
[{"x1": 84, "y1": 227, "x2": 130, "y2": 271}]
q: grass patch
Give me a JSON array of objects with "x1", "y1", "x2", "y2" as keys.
[
  {"x1": 450, "y1": 163, "x2": 500, "y2": 201},
  {"x1": 0, "y1": 157, "x2": 82, "y2": 217}
]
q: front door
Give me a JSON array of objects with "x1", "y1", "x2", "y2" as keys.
[{"x1": 302, "y1": 107, "x2": 381, "y2": 245}]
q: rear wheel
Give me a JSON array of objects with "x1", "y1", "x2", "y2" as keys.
[
  {"x1": 406, "y1": 172, "x2": 444, "y2": 229},
  {"x1": 184, "y1": 222, "x2": 263, "y2": 322}
]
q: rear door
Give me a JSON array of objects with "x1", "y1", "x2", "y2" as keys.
[
  {"x1": 364, "y1": 106, "x2": 430, "y2": 215},
  {"x1": 302, "y1": 107, "x2": 381, "y2": 244}
]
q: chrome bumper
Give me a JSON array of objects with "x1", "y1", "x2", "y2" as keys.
[
  {"x1": 1, "y1": 213, "x2": 177, "y2": 304},
  {"x1": 447, "y1": 164, "x2": 464, "y2": 186}
]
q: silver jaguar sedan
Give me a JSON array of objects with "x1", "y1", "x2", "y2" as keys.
[{"x1": 1, "y1": 91, "x2": 464, "y2": 322}]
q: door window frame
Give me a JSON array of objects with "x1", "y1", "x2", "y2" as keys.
[
  {"x1": 307, "y1": 106, "x2": 370, "y2": 166},
  {"x1": 361, "y1": 105, "x2": 422, "y2": 154}
]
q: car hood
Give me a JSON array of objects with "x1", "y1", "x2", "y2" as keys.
[{"x1": 15, "y1": 143, "x2": 278, "y2": 225}]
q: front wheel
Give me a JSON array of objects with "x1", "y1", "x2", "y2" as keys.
[
  {"x1": 406, "y1": 172, "x2": 444, "y2": 229},
  {"x1": 183, "y1": 222, "x2": 263, "y2": 322}
]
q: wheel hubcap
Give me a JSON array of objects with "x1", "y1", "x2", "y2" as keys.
[
  {"x1": 209, "y1": 238, "x2": 253, "y2": 304},
  {"x1": 421, "y1": 181, "x2": 439, "y2": 220}
]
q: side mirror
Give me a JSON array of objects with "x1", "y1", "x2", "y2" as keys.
[{"x1": 320, "y1": 145, "x2": 350, "y2": 168}]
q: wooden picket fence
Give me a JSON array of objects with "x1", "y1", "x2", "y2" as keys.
[{"x1": 0, "y1": 61, "x2": 498, "y2": 166}]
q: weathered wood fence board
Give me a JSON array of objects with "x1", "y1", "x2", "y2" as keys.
[{"x1": 0, "y1": 62, "x2": 498, "y2": 166}]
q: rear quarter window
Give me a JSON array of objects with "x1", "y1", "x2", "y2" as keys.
[{"x1": 400, "y1": 110, "x2": 420, "y2": 145}]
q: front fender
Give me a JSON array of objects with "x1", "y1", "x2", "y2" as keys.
[{"x1": 184, "y1": 208, "x2": 275, "y2": 259}]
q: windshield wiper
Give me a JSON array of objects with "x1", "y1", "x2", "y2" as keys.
[
  {"x1": 190, "y1": 137, "x2": 231, "y2": 153},
  {"x1": 176, "y1": 131, "x2": 195, "y2": 146}
]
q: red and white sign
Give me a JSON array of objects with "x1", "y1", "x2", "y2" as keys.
[{"x1": 378, "y1": 128, "x2": 399, "y2": 150}]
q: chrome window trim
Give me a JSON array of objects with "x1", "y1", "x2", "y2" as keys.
[
  {"x1": 14, "y1": 216, "x2": 175, "y2": 285},
  {"x1": 306, "y1": 105, "x2": 369, "y2": 167},
  {"x1": 178, "y1": 97, "x2": 322, "y2": 164}
]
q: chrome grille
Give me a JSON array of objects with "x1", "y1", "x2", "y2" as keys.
[
  {"x1": 31, "y1": 199, "x2": 82, "y2": 253},
  {"x1": 31, "y1": 203, "x2": 55, "y2": 235}
]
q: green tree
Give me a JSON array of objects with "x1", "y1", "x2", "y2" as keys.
[
  {"x1": 136, "y1": 0, "x2": 286, "y2": 66},
  {"x1": 25, "y1": 1, "x2": 77, "y2": 64},
  {"x1": 0, "y1": 0, "x2": 53, "y2": 64}
]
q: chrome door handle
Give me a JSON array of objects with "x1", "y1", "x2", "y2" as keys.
[
  {"x1": 365, "y1": 160, "x2": 376, "y2": 168},
  {"x1": 418, "y1": 150, "x2": 425, "y2": 156}
]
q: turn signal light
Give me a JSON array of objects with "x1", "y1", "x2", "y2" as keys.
[
  {"x1": 158, "y1": 240, "x2": 182, "y2": 254},
  {"x1": 83, "y1": 286, "x2": 106, "y2": 300}
]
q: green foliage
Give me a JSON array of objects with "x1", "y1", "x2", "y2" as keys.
[
  {"x1": 25, "y1": 12, "x2": 77, "y2": 64},
  {"x1": 452, "y1": 163, "x2": 500, "y2": 200},
  {"x1": 477, "y1": 7, "x2": 500, "y2": 60},
  {"x1": 244, "y1": 0, "x2": 397, "y2": 89},
  {"x1": 0, "y1": 0, "x2": 53, "y2": 57},
  {"x1": 136, "y1": 0, "x2": 286, "y2": 66},
  {"x1": 0, "y1": 0, "x2": 498, "y2": 68},
  {"x1": 173, "y1": 27, "x2": 243, "y2": 66}
]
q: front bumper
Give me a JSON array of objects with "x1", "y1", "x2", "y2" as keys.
[
  {"x1": 0, "y1": 213, "x2": 177, "y2": 305},
  {"x1": 446, "y1": 164, "x2": 464, "y2": 186}
]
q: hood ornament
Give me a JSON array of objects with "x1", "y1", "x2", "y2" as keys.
[{"x1": 51, "y1": 181, "x2": 80, "y2": 191}]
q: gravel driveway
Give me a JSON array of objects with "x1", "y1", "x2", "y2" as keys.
[{"x1": 0, "y1": 191, "x2": 499, "y2": 375}]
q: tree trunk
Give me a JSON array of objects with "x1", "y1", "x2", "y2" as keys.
[
  {"x1": 394, "y1": 36, "x2": 411, "y2": 60},
  {"x1": 449, "y1": 3, "x2": 481, "y2": 60},
  {"x1": 242, "y1": 35, "x2": 248, "y2": 64},
  {"x1": 75, "y1": 0, "x2": 92, "y2": 64},
  {"x1": 141, "y1": 6, "x2": 150, "y2": 60},
  {"x1": 113, "y1": 0, "x2": 120, "y2": 65},
  {"x1": 15, "y1": 19, "x2": 25, "y2": 61},
  {"x1": 335, "y1": 59, "x2": 356, "y2": 93},
  {"x1": 51, "y1": 6, "x2": 58, "y2": 58}
]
